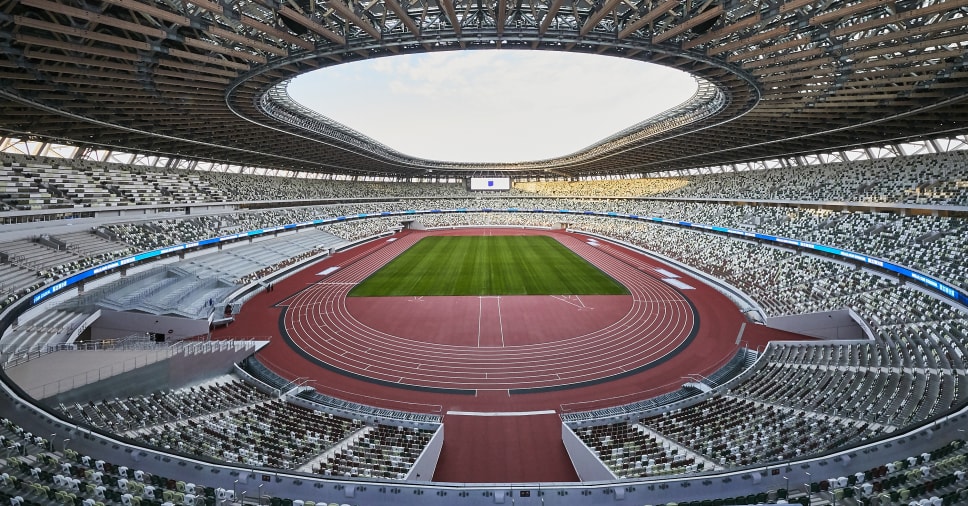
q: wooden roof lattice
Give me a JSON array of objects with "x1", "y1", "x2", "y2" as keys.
[{"x1": 1, "y1": 0, "x2": 967, "y2": 178}]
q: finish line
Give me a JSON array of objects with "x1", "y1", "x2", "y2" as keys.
[{"x1": 446, "y1": 410, "x2": 557, "y2": 417}]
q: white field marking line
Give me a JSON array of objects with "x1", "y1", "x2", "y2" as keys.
[
  {"x1": 549, "y1": 295, "x2": 585, "y2": 308},
  {"x1": 497, "y1": 296, "x2": 505, "y2": 348},
  {"x1": 445, "y1": 410, "x2": 556, "y2": 416},
  {"x1": 329, "y1": 236, "x2": 640, "y2": 352},
  {"x1": 288, "y1": 306, "x2": 688, "y2": 384},
  {"x1": 302, "y1": 268, "x2": 688, "y2": 360},
  {"x1": 288, "y1": 268, "x2": 681, "y2": 364},
  {"x1": 477, "y1": 297, "x2": 483, "y2": 348},
  {"x1": 284, "y1": 232, "x2": 698, "y2": 386}
]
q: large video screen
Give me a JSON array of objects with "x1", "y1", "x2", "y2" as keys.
[{"x1": 469, "y1": 177, "x2": 511, "y2": 191}]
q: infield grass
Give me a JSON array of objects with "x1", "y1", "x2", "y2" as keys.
[{"x1": 348, "y1": 235, "x2": 628, "y2": 297}]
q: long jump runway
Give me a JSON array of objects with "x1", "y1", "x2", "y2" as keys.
[{"x1": 279, "y1": 230, "x2": 699, "y2": 393}]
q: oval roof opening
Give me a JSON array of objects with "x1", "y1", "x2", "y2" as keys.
[{"x1": 287, "y1": 50, "x2": 698, "y2": 164}]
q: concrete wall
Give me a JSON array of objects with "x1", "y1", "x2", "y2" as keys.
[
  {"x1": 561, "y1": 423, "x2": 614, "y2": 482},
  {"x1": 37, "y1": 344, "x2": 259, "y2": 405},
  {"x1": 66, "y1": 310, "x2": 101, "y2": 344},
  {"x1": 406, "y1": 426, "x2": 443, "y2": 482},
  {"x1": 766, "y1": 309, "x2": 866, "y2": 341},
  {"x1": 92, "y1": 309, "x2": 209, "y2": 341},
  {"x1": 5, "y1": 348, "x2": 175, "y2": 399}
]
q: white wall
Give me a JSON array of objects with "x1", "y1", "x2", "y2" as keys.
[
  {"x1": 766, "y1": 309, "x2": 866, "y2": 340},
  {"x1": 91, "y1": 309, "x2": 209, "y2": 341},
  {"x1": 560, "y1": 423, "x2": 615, "y2": 482},
  {"x1": 407, "y1": 425, "x2": 444, "y2": 481}
]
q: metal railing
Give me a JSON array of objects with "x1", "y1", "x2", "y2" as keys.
[
  {"x1": 559, "y1": 348, "x2": 757, "y2": 423},
  {"x1": 242, "y1": 355, "x2": 443, "y2": 424}
]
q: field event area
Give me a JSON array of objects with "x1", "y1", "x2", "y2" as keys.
[{"x1": 348, "y1": 235, "x2": 628, "y2": 297}]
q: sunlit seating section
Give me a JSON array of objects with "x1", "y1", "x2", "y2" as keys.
[
  {"x1": 57, "y1": 377, "x2": 271, "y2": 432},
  {"x1": 653, "y1": 150, "x2": 968, "y2": 205},
  {"x1": 392, "y1": 210, "x2": 562, "y2": 232},
  {"x1": 151, "y1": 172, "x2": 207, "y2": 204},
  {"x1": 513, "y1": 177, "x2": 691, "y2": 197},
  {"x1": 197, "y1": 171, "x2": 471, "y2": 201},
  {"x1": 573, "y1": 422, "x2": 705, "y2": 478},
  {"x1": 93, "y1": 168, "x2": 169, "y2": 206},
  {"x1": 39, "y1": 164, "x2": 122, "y2": 208},
  {"x1": 2, "y1": 148, "x2": 968, "y2": 212},
  {"x1": 0, "y1": 164, "x2": 67, "y2": 211},
  {"x1": 312, "y1": 424, "x2": 436, "y2": 480},
  {"x1": 502, "y1": 150, "x2": 968, "y2": 204}
]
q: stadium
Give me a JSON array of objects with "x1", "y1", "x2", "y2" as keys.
[{"x1": 2, "y1": 0, "x2": 968, "y2": 505}]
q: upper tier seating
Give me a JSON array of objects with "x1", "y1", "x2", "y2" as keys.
[
  {"x1": 0, "y1": 153, "x2": 966, "y2": 496},
  {"x1": 3, "y1": 148, "x2": 968, "y2": 208},
  {"x1": 512, "y1": 150, "x2": 968, "y2": 204}
]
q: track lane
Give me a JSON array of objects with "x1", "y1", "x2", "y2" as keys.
[{"x1": 281, "y1": 230, "x2": 700, "y2": 391}]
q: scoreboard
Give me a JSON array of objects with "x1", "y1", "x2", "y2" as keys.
[{"x1": 468, "y1": 177, "x2": 511, "y2": 191}]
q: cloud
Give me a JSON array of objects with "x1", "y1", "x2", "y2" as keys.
[{"x1": 287, "y1": 50, "x2": 698, "y2": 162}]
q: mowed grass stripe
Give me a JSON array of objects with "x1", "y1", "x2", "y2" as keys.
[{"x1": 348, "y1": 236, "x2": 628, "y2": 296}]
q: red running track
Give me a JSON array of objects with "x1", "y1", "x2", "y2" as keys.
[
  {"x1": 280, "y1": 230, "x2": 698, "y2": 392},
  {"x1": 214, "y1": 228, "x2": 813, "y2": 483}
]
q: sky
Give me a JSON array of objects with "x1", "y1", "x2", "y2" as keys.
[{"x1": 287, "y1": 50, "x2": 698, "y2": 164}]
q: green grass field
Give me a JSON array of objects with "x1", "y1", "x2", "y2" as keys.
[{"x1": 348, "y1": 235, "x2": 628, "y2": 297}]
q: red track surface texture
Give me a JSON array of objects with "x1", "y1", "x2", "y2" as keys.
[
  {"x1": 282, "y1": 230, "x2": 696, "y2": 392},
  {"x1": 215, "y1": 228, "x2": 812, "y2": 483}
]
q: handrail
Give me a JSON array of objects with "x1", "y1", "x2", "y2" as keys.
[
  {"x1": 559, "y1": 348, "x2": 757, "y2": 423},
  {"x1": 1, "y1": 334, "x2": 163, "y2": 369},
  {"x1": 248, "y1": 355, "x2": 443, "y2": 420}
]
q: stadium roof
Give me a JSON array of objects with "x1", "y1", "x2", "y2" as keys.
[{"x1": 2, "y1": 0, "x2": 968, "y2": 179}]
